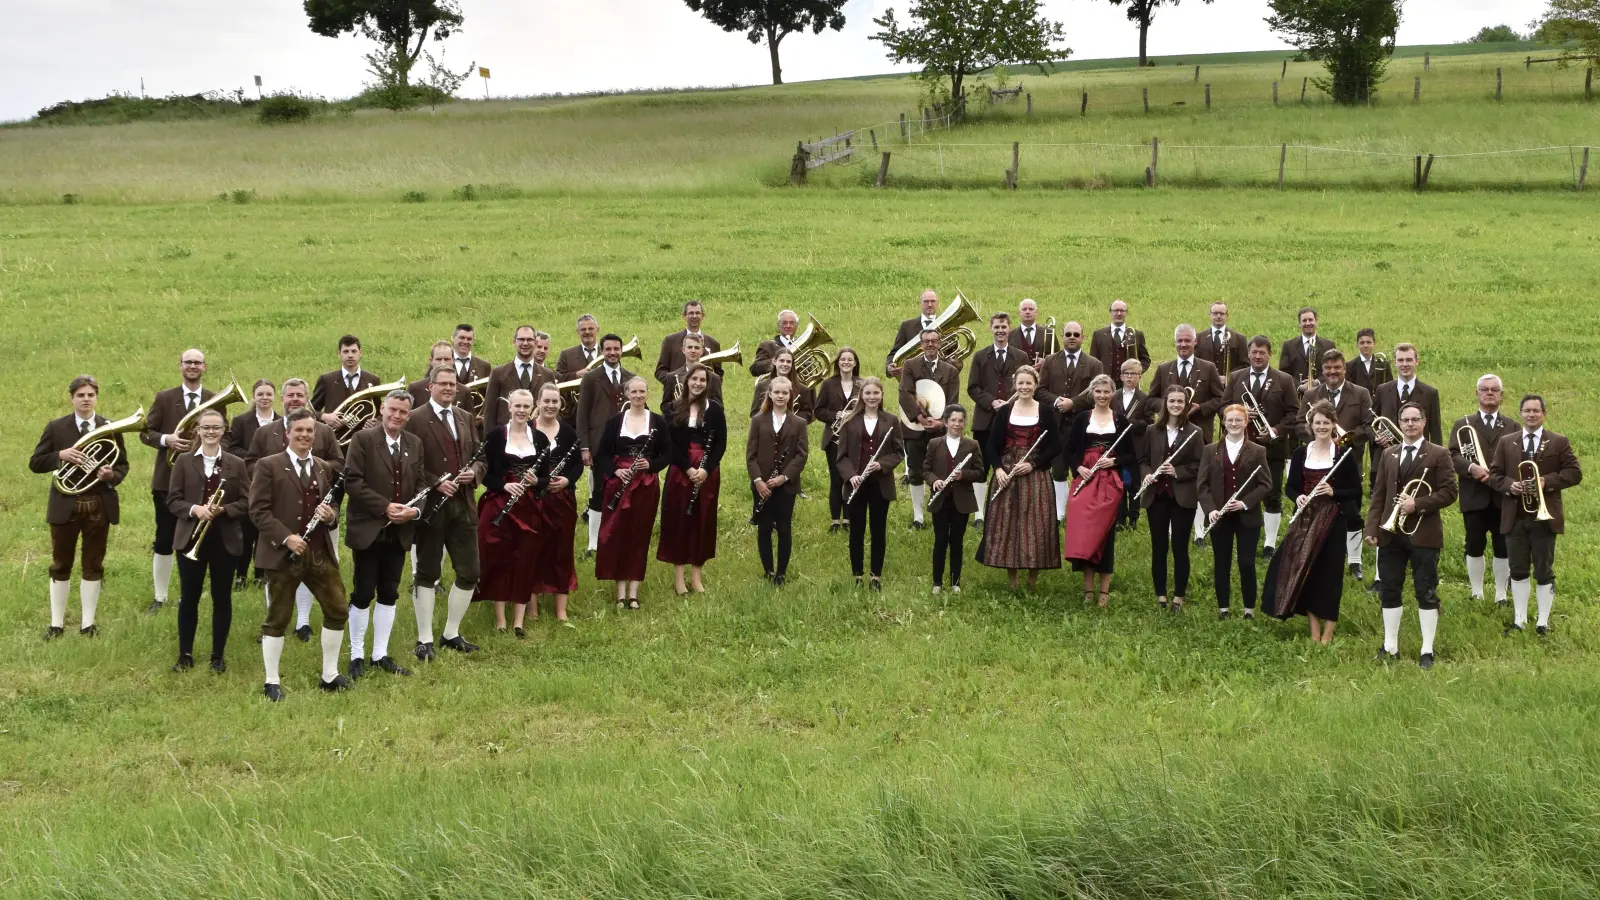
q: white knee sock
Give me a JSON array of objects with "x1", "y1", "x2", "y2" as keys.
[
  {"x1": 1345, "y1": 531, "x2": 1363, "y2": 564},
  {"x1": 587, "y1": 509, "x2": 601, "y2": 551},
  {"x1": 49, "y1": 580, "x2": 69, "y2": 628},
  {"x1": 413, "y1": 585, "x2": 436, "y2": 644},
  {"x1": 442, "y1": 586, "x2": 472, "y2": 640},
  {"x1": 347, "y1": 606, "x2": 370, "y2": 660},
  {"x1": 262, "y1": 635, "x2": 284, "y2": 684},
  {"x1": 372, "y1": 603, "x2": 397, "y2": 660},
  {"x1": 1492, "y1": 558, "x2": 1510, "y2": 603},
  {"x1": 1536, "y1": 583, "x2": 1554, "y2": 628},
  {"x1": 152, "y1": 553, "x2": 174, "y2": 602},
  {"x1": 319, "y1": 627, "x2": 342, "y2": 682},
  {"x1": 1262, "y1": 512, "x2": 1282, "y2": 548},
  {"x1": 1511, "y1": 578, "x2": 1530, "y2": 627},
  {"x1": 973, "y1": 482, "x2": 987, "y2": 520},
  {"x1": 409, "y1": 546, "x2": 417, "y2": 578},
  {"x1": 79, "y1": 580, "x2": 100, "y2": 628},
  {"x1": 1418, "y1": 608, "x2": 1438, "y2": 656},
  {"x1": 1052, "y1": 480, "x2": 1068, "y2": 521},
  {"x1": 1381, "y1": 606, "x2": 1403, "y2": 654},
  {"x1": 295, "y1": 584, "x2": 313, "y2": 629},
  {"x1": 909, "y1": 484, "x2": 926, "y2": 523},
  {"x1": 1465, "y1": 555, "x2": 1486, "y2": 599}
]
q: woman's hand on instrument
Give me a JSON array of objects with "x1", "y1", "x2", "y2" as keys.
[
  {"x1": 1157, "y1": 461, "x2": 1175, "y2": 477},
  {"x1": 506, "y1": 482, "x2": 526, "y2": 500},
  {"x1": 689, "y1": 467, "x2": 706, "y2": 485},
  {"x1": 1140, "y1": 473, "x2": 1156, "y2": 490},
  {"x1": 618, "y1": 469, "x2": 634, "y2": 486},
  {"x1": 754, "y1": 478, "x2": 773, "y2": 500},
  {"x1": 864, "y1": 461, "x2": 880, "y2": 476},
  {"x1": 993, "y1": 469, "x2": 1011, "y2": 490},
  {"x1": 58, "y1": 448, "x2": 88, "y2": 466},
  {"x1": 191, "y1": 504, "x2": 215, "y2": 521},
  {"x1": 766, "y1": 474, "x2": 787, "y2": 489},
  {"x1": 1296, "y1": 494, "x2": 1310, "y2": 509},
  {"x1": 1223, "y1": 499, "x2": 1246, "y2": 514},
  {"x1": 1312, "y1": 482, "x2": 1333, "y2": 499},
  {"x1": 1076, "y1": 465, "x2": 1094, "y2": 481},
  {"x1": 932, "y1": 478, "x2": 947, "y2": 493},
  {"x1": 1012, "y1": 461, "x2": 1033, "y2": 477},
  {"x1": 549, "y1": 476, "x2": 569, "y2": 492},
  {"x1": 1208, "y1": 509, "x2": 1223, "y2": 524},
  {"x1": 848, "y1": 475, "x2": 862, "y2": 491}
]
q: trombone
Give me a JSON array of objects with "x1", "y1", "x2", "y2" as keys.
[
  {"x1": 1518, "y1": 460, "x2": 1555, "y2": 521},
  {"x1": 1379, "y1": 467, "x2": 1432, "y2": 535},
  {"x1": 1039, "y1": 316, "x2": 1061, "y2": 363},
  {"x1": 181, "y1": 482, "x2": 228, "y2": 561},
  {"x1": 1456, "y1": 424, "x2": 1486, "y2": 470}
]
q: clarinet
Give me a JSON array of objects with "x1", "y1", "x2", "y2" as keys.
[
  {"x1": 420, "y1": 441, "x2": 487, "y2": 523},
  {"x1": 286, "y1": 471, "x2": 345, "y2": 564},
  {"x1": 685, "y1": 428, "x2": 716, "y2": 517},
  {"x1": 749, "y1": 447, "x2": 789, "y2": 524},
  {"x1": 606, "y1": 428, "x2": 655, "y2": 511},
  {"x1": 534, "y1": 440, "x2": 577, "y2": 498},
  {"x1": 490, "y1": 454, "x2": 544, "y2": 528}
]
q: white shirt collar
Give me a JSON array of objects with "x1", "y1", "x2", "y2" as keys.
[
  {"x1": 1524, "y1": 427, "x2": 1544, "y2": 443},
  {"x1": 603, "y1": 362, "x2": 621, "y2": 377},
  {"x1": 430, "y1": 400, "x2": 453, "y2": 419},
  {"x1": 454, "y1": 356, "x2": 472, "y2": 366},
  {"x1": 184, "y1": 385, "x2": 204, "y2": 397},
  {"x1": 992, "y1": 342, "x2": 1008, "y2": 355},
  {"x1": 287, "y1": 448, "x2": 313, "y2": 466},
  {"x1": 1480, "y1": 409, "x2": 1498, "y2": 425},
  {"x1": 945, "y1": 435, "x2": 961, "y2": 453},
  {"x1": 1398, "y1": 377, "x2": 1416, "y2": 390},
  {"x1": 343, "y1": 367, "x2": 363, "y2": 380},
  {"x1": 256, "y1": 411, "x2": 275, "y2": 425},
  {"x1": 771, "y1": 411, "x2": 787, "y2": 430},
  {"x1": 193, "y1": 447, "x2": 220, "y2": 458},
  {"x1": 1402, "y1": 439, "x2": 1424, "y2": 452},
  {"x1": 75, "y1": 415, "x2": 96, "y2": 430},
  {"x1": 384, "y1": 429, "x2": 404, "y2": 448}
]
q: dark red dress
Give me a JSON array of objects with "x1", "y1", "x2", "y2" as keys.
[
  {"x1": 527, "y1": 423, "x2": 583, "y2": 595},
  {"x1": 657, "y1": 402, "x2": 728, "y2": 566},
  {"x1": 474, "y1": 425, "x2": 544, "y2": 604},
  {"x1": 595, "y1": 411, "x2": 672, "y2": 581}
]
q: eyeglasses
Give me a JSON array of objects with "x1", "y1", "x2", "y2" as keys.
[
  {"x1": 197, "y1": 425, "x2": 226, "y2": 432},
  {"x1": 1062, "y1": 331, "x2": 1081, "y2": 337},
  {"x1": 181, "y1": 360, "x2": 205, "y2": 366}
]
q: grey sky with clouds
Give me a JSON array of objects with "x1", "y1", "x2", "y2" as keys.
[{"x1": 3, "y1": 1, "x2": 1542, "y2": 121}]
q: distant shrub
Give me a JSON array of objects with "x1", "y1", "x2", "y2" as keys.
[
  {"x1": 217, "y1": 189, "x2": 256, "y2": 204},
  {"x1": 61, "y1": 193, "x2": 79, "y2": 205},
  {"x1": 258, "y1": 93, "x2": 315, "y2": 123},
  {"x1": 451, "y1": 183, "x2": 523, "y2": 201},
  {"x1": 454, "y1": 184, "x2": 478, "y2": 201},
  {"x1": 402, "y1": 191, "x2": 427, "y2": 203},
  {"x1": 159, "y1": 244, "x2": 193, "y2": 260},
  {"x1": 33, "y1": 90, "x2": 254, "y2": 125},
  {"x1": 1467, "y1": 25, "x2": 1524, "y2": 43},
  {"x1": 345, "y1": 83, "x2": 459, "y2": 111}
]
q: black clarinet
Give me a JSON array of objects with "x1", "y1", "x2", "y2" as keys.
[
  {"x1": 685, "y1": 429, "x2": 715, "y2": 517},
  {"x1": 748, "y1": 447, "x2": 788, "y2": 525},
  {"x1": 534, "y1": 440, "x2": 577, "y2": 498},
  {"x1": 489, "y1": 455, "x2": 542, "y2": 528},
  {"x1": 286, "y1": 471, "x2": 345, "y2": 564},
  {"x1": 606, "y1": 429, "x2": 655, "y2": 511},
  {"x1": 420, "y1": 441, "x2": 487, "y2": 523}
]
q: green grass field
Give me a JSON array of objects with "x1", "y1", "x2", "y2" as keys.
[{"x1": 2, "y1": 44, "x2": 1598, "y2": 898}]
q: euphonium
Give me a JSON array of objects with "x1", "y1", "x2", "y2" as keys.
[
  {"x1": 167, "y1": 381, "x2": 245, "y2": 464},
  {"x1": 888, "y1": 292, "x2": 981, "y2": 369},
  {"x1": 1456, "y1": 424, "x2": 1486, "y2": 470},
  {"x1": 699, "y1": 340, "x2": 743, "y2": 371},
  {"x1": 1519, "y1": 459, "x2": 1554, "y2": 521},
  {"x1": 1380, "y1": 467, "x2": 1433, "y2": 535},
  {"x1": 53, "y1": 407, "x2": 146, "y2": 496},
  {"x1": 788, "y1": 314, "x2": 837, "y2": 391},
  {"x1": 328, "y1": 378, "x2": 407, "y2": 447},
  {"x1": 181, "y1": 483, "x2": 228, "y2": 561}
]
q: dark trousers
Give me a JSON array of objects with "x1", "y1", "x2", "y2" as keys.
[
  {"x1": 1377, "y1": 535, "x2": 1441, "y2": 610},
  {"x1": 1508, "y1": 516, "x2": 1557, "y2": 585},
  {"x1": 151, "y1": 489, "x2": 178, "y2": 555},
  {"x1": 972, "y1": 430, "x2": 991, "y2": 479},
  {"x1": 824, "y1": 443, "x2": 846, "y2": 520},
  {"x1": 1118, "y1": 471, "x2": 1141, "y2": 527},
  {"x1": 1210, "y1": 519, "x2": 1260, "y2": 610},
  {"x1": 351, "y1": 537, "x2": 407, "y2": 609},
  {"x1": 586, "y1": 466, "x2": 603, "y2": 513},
  {"x1": 262, "y1": 549, "x2": 348, "y2": 637},
  {"x1": 905, "y1": 435, "x2": 930, "y2": 487},
  {"x1": 49, "y1": 494, "x2": 109, "y2": 581},
  {"x1": 239, "y1": 520, "x2": 262, "y2": 582},
  {"x1": 415, "y1": 497, "x2": 480, "y2": 590},
  {"x1": 1262, "y1": 451, "x2": 1288, "y2": 515},
  {"x1": 1462, "y1": 506, "x2": 1508, "y2": 559},
  {"x1": 1148, "y1": 496, "x2": 1197, "y2": 596},
  {"x1": 176, "y1": 541, "x2": 236, "y2": 659},
  {"x1": 755, "y1": 490, "x2": 796, "y2": 577},
  {"x1": 931, "y1": 505, "x2": 969, "y2": 586},
  {"x1": 848, "y1": 491, "x2": 890, "y2": 577}
]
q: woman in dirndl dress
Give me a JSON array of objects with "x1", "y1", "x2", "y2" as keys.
[
  {"x1": 979, "y1": 365, "x2": 1061, "y2": 590},
  {"x1": 595, "y1": 376, "x2": 671, "y2": 609},
  {"x1": 475, "y1": 388, "x2": 544, "y2": 635},
  {"x1": 657, "y1": 364, "x2": 726, "y2": 595},
  {"x1": 1063, "y1": 374, "x2": 1134, "y2": 607},
  {"x1": 1262, "y1": 400, "x2": 1360, "y2": 644},
  {"x1": 525, "y1": 383, "x2": 582, "y2": 623}
]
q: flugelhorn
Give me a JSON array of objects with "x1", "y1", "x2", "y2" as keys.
[
  {"x1": 181, "y1": 482, "x2": 228, "y2": 561},
  {"x1": 889, "y1": 292, "x2": 981, "y2": 369},
  {"x1": 1518, "y1": 459, "x2": 1554, "y2": 521},
  {"x1": 788, "y1": 315, "x2": 837, "y2": 392},
  {"x1": 1456, "y1": 424, "x2": 1486, "y2": 470},
  {"x1": 829, "y1": 395, "x2": 860, "y2": 437},
  {"x1": 1380, "y1": 467, "x2": 1432, "y2": 535},
  {"x1": 328, "y1": 378, "x2": 407, "y2": 448},
  {"x1": 1242, "y1": 389, "x2": 1276, "y2": 442},
  {"x1": 167, "y1": 381, "x2": 245, "y2": 464},
  {"x1": 699, "y1": 341, "x2": 743, "y2": 372},
  {"x1": 1371, "y1": 415, "x2": 1403, "y2": 448},
  {"x1": 53, "y1": 407, "x2": 146, "y2": 496}
]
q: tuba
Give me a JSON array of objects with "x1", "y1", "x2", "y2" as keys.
[
  {"x1": 890, "y1": 293, "x2": 981, "y2": 370},
  {"x1": 53, "y1": 407, "x2": 146, "y2": 496},
  {"x1": 167, "y1": 381, "x2": 245, "y2": 465},
  {"x1": 1519, "y1": 460, "x2": 1555, "y2": 521},
  {"x1": 328, "y1": 378, "x2": 407, "y2": 447},
  {"x1": 1380, "y1": 466, "x2": 1433, "y2": 535},
  {"x1": 1456, "y1": 424, "x2": 1486, "y2": 470},
  {"x1": 788, "y1": 315, "x2": 836, "y2": 391},
  {"x1": 699, "y1": 340, "x2": 744, "y2": 373}
]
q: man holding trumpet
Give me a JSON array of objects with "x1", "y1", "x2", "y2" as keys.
[
  {"x1": 1448, "y1": 374, "x2": 1518, "y2": 604},
  {"x1": 1491, "y1": 395, "x2": 1582, "y2": 637},
  {"x1": 1223, "y1": 336, "x2": 1298, "y2": 559},
  {"x1": 1364, "y1": 402, "x2": 1457, "y2": 669}
]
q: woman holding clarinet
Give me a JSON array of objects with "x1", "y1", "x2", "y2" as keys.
[
  {"x1": 1198, "y1": 403, "x2": 1271, "y2": 619},
  {"x1": 476, "y1": 388, "x2": 545, "y2": 635},
  {"x1": 1063, "y1": 374, "x2": 1133, "y2": 607},
  {"x1": 657, "y1": 364, "x2": 726, "y2": 596},
  {"x1": 836, "y1": 376, "x2": 904, "y2": 591},
  {"x1": 596, "y1": 377, "x2": 670, "y2": 609},
  {"x1": 525, "y1": 383, "x2": 582, "y2": 623},
  {"x1": 978, "y1": 365, "x2": 1060, "y2": 591}
]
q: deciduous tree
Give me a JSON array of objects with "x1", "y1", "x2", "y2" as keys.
[
  {"x1": 303, "y1": 0, "x2": 464, "y2": 90},
  {"x1": 872, "y1": 0, "x2": 1069, "y2": 116},
  {"x1": 683, "y1": 0, "x2": 847, "y2": 85},
  {"x1": 1266, "y1": 0, "x2": 1400, "y2": 105},
  {"x1": 1104, "y1": 0, "x2": 1214, "y2": 67},
  {"x1": 1534, "y1": 0, "x2": 1600, "y2": 62}
]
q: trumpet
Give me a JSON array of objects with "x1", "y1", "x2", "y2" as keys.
[
  {"x1": 789, "y1": 315, "x2": 837, "y2": 392},
  {"x1": 555, "y1": 336, "x2": 645, "y2": 412},
  {"x1": 888, "y1": 292, "x2": 981, "y2": 370},
  {"x1": 1379, "y1": 466, "x2": 1433, "y2": 535},
  {"x1": 829, "y1": 395, "x2": 861, "y2": 437},
  {"x1": 181, "y1": 482, "x2": 227, "y2": 561},
  {"x1": 327, "y1": 378, "x2": 407, "y2": 448},
  {"x1": 1518, "y1": 459, "x2": 1554, "y2": 521},
  {"x1": 1456, "y1": 424, "x2": 1486, "y2": 470},
  {"x1": 1242, "y1": 389, "x2": 1276, "y2": 442},
  {"x1": 53, "y1": 407, "x2": 146, "y2": 495},
  {"x1": 699, "y1": 341, "x2": 743, "y2": 372},
  {"x1": 167, "y1": 381, "x2": 245, "y2": 464},
  {"x1": 1371, "y1": 415, "x2": 1403, "y2": 448}
]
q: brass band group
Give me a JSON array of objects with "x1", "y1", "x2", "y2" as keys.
[{"x1": 33, "y1": 294, "x2": 1581, "y2": 699}]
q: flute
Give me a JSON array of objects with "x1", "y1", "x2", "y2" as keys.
[
  {"x1": 1196, "y1": 465, "x2": 1265, "y2": 540},
  {"x1": 992, "y1": 429, "x2": 1047, "y2": 500},
  {"x1": 1070, "y1": 421, "x2": 1134, "y2": 498},
  {"x1": 927, "y1": 451, "x2": 973, "y2": 509},
  {"x1": 1286, "y1": 447, "x2": 1352, "y2": 528},
  {"x1": 844, "y1": 436, "x2": 889, "y2": 506},
  {"x1": 1132, "y1": 429, "x2": 1199, "y2": 502}
]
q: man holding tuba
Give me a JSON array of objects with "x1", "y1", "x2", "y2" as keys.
[
  {"x1": 312, "y1": 335, "x2": 383, "y2": 431},
  {"x1": 141, "y1": 349, "x2": 215, "y2": 615},
  {"x1": 1448, "y1": 374, "x2": 1518, "y2": 604},
  {"x1": 751, "y1": 310, "x2": 801, "y2": 378},
  {"x1": 1491, "y1": 394, "x2": 1582, "y2": 637},
  {"x1": 899, "y1": 328, "x2": 962, "y2": 530},
  {"x1": 30, "y1": 375, "x2": 132, "y2": 640},
  {"x1": 1364, "y1": 402, "x2": 1457, "y2": 669},
  {"x1": 887, "y1": 290, "x2": 950, "y2": 379}
]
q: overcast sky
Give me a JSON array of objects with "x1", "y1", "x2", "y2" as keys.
[{"x1": 3, "y1": 1, "x2": 1543, "y2": 121}]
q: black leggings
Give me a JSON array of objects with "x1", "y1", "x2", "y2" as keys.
[
  {"x1": 931, "y1": 505, "x2": 969, "y2": 586},
  {"x1": 1210, "y1": 519, "x2": 1261, "y2": 610},
  {"x1": 756, "y1": 490, "x2": 796, "y2": 577},
  {"x1": 849, "y1": 491, "x2": 890, "y2": 577},
  {"x1": 1148, "y1": 496, "x2": 1197, "y2": 597},
  {"x1": 176, "y1": 546, "x2": 235, "y2": 659},
  {"x1": 825, "y1": 443, "x2": 846, "y2": 520}
]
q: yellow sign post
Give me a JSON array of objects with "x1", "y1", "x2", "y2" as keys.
[{"x1": 479, "y1": 67, "x2": 490, "y2": 100}]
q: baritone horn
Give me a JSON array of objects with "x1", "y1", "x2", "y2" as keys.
[
  {"x1": 889, "y1": 292, "x2": 981, "y2": 369},
  {"x1": 789, "y1": 315, "x2": 836, "y2": 391},
  {"x1": 1456, "y1": 425, "x2": 1486, "y2": 470},
  {"x1": 167, "y1": 381, "x2": 245, "y2": 464},
  {"x1": 1519, "y1": 460, "x2": 1554, "y2": 521},
  {"x1": 328, "y1": 378, "x2": 408, "y2": 447},
  {"x1": 53, "y1": 407, "x2": 146, "y2": 495},
  {"x1": 1380, "y1": 467, "x2": 1432, "y2": 535}
]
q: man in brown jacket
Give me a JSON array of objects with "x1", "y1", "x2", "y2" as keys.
[
  {"x1": 312, "y1": 334, "x2": 383, "y2": 428},
  {"x1": 1222, "y1": 336, "x2": 1299, "y2": 559},
  {"x1": 343, "y1": 390, "x2": 432, "y2": 678},
  {"x1": 885, "y1": 290, "x2": 944, "y2": 378},
  {"x1": 1448, "y1": 374, "x2": 1518, "y2": 604},
  {"x1": 660, "y1": 333, "x2": 724, "y2": 414},
  {"x1": 899, "y1": 329, "x2": 962, "y2": 530},
  {"x1": 30, "y1": 375, "x2": 130, "y2": 639},
  {"x1": 1145, "y1": 324, "x2": 1226, "y2": 442},
  {"x1": 1088, "y1": 299, "x2": 1151, "y2": 377},
  {"x1": 141, "y1": 348, "x2": 213, "y2": 614},
  {"x1": 250, "y1": 409, "x2": 349, "y2": 701},
  {"x1": 1195, "y1": 302, "x2": 1249, "y2": 380},
  {"x1": 965, "y1": 312, "x2": 1028, "y2": 522},
  {"x1": 405, "y1": 366, "x2": 485, "y2": 660},
  {"x1": 1277, "y1": 306, "x2": 1336, "y2": 396},
  {"x1": 750, "y1": 310, "x2": 801, "y2": 378},
  {"x1": 577, "y1": 334, "x2": 635, "y2": 555},
  {"x1": 483, "y1": 325, "x2": 557, "y2": 432},
  {"x1": 448, "y1": 324, "x2": 494, "y2": 419},
  {"x1": 1365, "y1": 402, "x2": 1458, "y2": 669},
  {"x1": 555, "y1": 314, "x2": 603, "y2": 384},
  {"x1": 654, "y1": 300, "x2": 722, "y2": 386},
  {"x1": 1491, "y1": 394, "x2": 1582, "y2": 636},
  {"x1": 1296, "y1": 350, "x2": 1374, "y2": 580}
]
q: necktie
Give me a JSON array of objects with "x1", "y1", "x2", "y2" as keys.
[
  {"x1": 1526, "y1": 433, "x2": 1537, "y2": 458},
  {"x1": 457, "y1": 359, "x2": 470, "y2": 381},
  {"x1": 79, "y1": 420, "x2": 90, "y2": 435},
  {"x1": 1115, "y1": 327, "x2": 1123, "y2": 344},
  {"x1": 1179, "y1": 360, "x2": 1190, "y2": 381},
  {"x1": 610, "y1": 369, "x2": 619, "y2": 389},
  {"x1": 1025, "y1": 327, "x2": 1033, "y2": 344},
  {"x1": 1214, "y1": 330, "x2": 1223, "y2": 348},
  {"x1": 347, "y1": 373, "x2": 358, "y2": 391},
  {"x1": 297, "y1": 458, "x2": 310, "y2": 487},
  {"x1": 519, "y1": 364, "x2": 532, "y2": 390},
  {"x1": 1402, "y1": 445, "x2": 1415, "y2": 476},
  {"x1": 1331, "y1": 390, "x2": 1341, "y2": 409},
  {"x1": 389, "y1": 440, "x2": 400, "y2": 462},
  {"x1": 1401, "y1": 383, "x2": 1411, "y2": 403},
  {"x1": 1486, "y1": 414, "x2": 1495, "y2": 430},
  {"x1": 1252, "y1": 373, "x2": 1264, "y2": 396},
  {"x1": 443, "y1": 409, "x2": 457, "y2": 442},
  {"x1": 185, "y1": 392, "x2": 197, "y2": 411}
]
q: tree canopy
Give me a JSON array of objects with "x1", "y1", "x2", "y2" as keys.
[
  {"x1": 1266, "y1": 0, "x2": 1400, "y2": 105},
  {"x1": 303, "y1": 0, "x2": 464, "y2": 88},
  {"x1": 1467, "y1": 24, "x2": 1524, "y2": 43},
  {"x1": 683, "y1": 0, "x2": 847, "y2": 85},
  {"x1": 1534, "y1": 0, "x2": 1600, "y2": 62},
  {"x1": 872, "y1": 0, "x2": 1069, "y2": 115},
  {"x1": 1104, "y1": 0, "x2": 1214, "y2": 67}
]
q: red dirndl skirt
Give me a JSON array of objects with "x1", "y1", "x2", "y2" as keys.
[
  {"x1": 1063, "y1": 445, "x2": 1123, "y2": 566},
  {"x1": 527, "y1": 489, "x2": 579, "y2": 595},
  {"x1": 657, "y1": 444, "x2": 719, "y2": 566},
  {"x1": 596, "y1": 472, "x2": 660, "y2": 581},
  {"x1": 475, "y1": 491, "x2": 539, "y2": 604}
]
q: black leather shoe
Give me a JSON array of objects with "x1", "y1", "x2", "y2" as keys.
[
  {"x1": 414, "y1": 641, "x2": 436, "y2": 662},
  {"x1": 771, "y1": 574, "x2": 786, "y2": 587},
  {"x1": 514, "y1": 627, "x2": 526, "y2": 640},
  {"x1": 44, "y1": 626, "x2": 65, "y2": 641},
  {"x1": 828, "y1": 522, "x2": 841, "y2": 534},
  {"x1": 1367, "y1": 580, "x2": 1381, "y2": 594},
  {"x1": 233, "y1": 574, "x2": 248, "y2": 592},
  {"x1": 1242, "y1": 609, "x2": 1256, "y2": 620},
  {"x1": 263, "y1": 683, "x2": 285, "y2": 702},
  {"x1": 294, "y1": 625, "x2": 311, "y2": 642},
  {"x1": 144, "y1": 599, "x2": 164, "y2": 615},
  {"x1": 1503, "y1": 623, "x2": 1525, "y2": 637},
  {"x1": 1495, "y1": 598, "x2": 1508, "y2": 607},
  {"x1": 79, "y1": 624, "x2": 99, "y2": 637},
  {"x1": 172, "y1": 654, "x2": 194, "y2": 672},
  {"x1": 1374, "y1": 648, "x2": 1395, "y2": 662},
  {"x1": 1260, "y1": 545, "x2": 1274, "y2": 561},
  {"x1": 869, "y1": 579, "x2": 882, "y2": 593},
  {"x1": 1537, "y1": 624, "x2": 1549, "y2": 638},
  {"x1": 1193, "y1": 537, "x2": 1206, "y2": 549},
  {"x1": 209, "y1": 658, "x2": 227, "y2": 675},
  {"x1": 909, "y1": 520, "x2": 926, "y2": 531},
  {"x1": 440, "y1": 635, "x2": 479, "y2": 653},
  {"x1": 1418, "y1": 653, "x2": 1435, "y2": 670},
  {"x1": 1218, "y1": 610, "x2": 1230, "y2": 620},
  {"x1": 1348, "y1": 563, "x2": 1364, "y2": 581},
  {"x1": 372, "y1": 656, "x2": 412, "y2": 676},
  {"x1": 348, "y1": 658, "x2": 366, "y2": 681},
  {"x1": 319, "y1": 674, "x2": 352, "y2": 692},
  {"x1": 582, "y1": 549, "x2": 595, "y2": 560}
]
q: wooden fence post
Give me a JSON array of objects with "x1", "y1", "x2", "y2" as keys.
[
  {"x1": 1496, "y1": 68, "x2": 1503, "y2": 101},
  {"x1": 1205, "y1": 83, "x2": 1211, "y2": 109},
  {"x1": 1194, "y1": 65, "x2": 1200, "y2": 82},
  {"x1": 1143, "y1": 87, "x2": 1150, "y2": 114},
  {"x1": 1278, "y1": 143, "x2": 1288, "y2": 189},
  {"x1": 1026, "y1": 92, "x2": 1033, "y2": 118},
  {"x1": 1421, "y1": 154, "x2": 1434, "y2": 188},
  {"x1": 790, "y1": 142, "x2": 810, "y2": 186},
  {"x1": 1413, "y1": 76, "x2": 1420, "y2": 103},
  {"x1": 870, "y1": 129, "x2": 878, "y2": 153},
  {"x1": 1580, "y1": 147, "x2": 1591, "y2": 191},
  {"x1": 1005, "y1": 141, "x2": 1019, "y2": 190},
  {"x1": 900, "y1": 112, "x2": 907, "y2": 139},
  {"x1": 1273, "y1": 81, "x2": 1279, "y2": 106},
  {"x1": 1587, "y1": 67, "x2": 1594, "y2": 101},
  {"x1": 1081, "y1": 90, "x2": 1088, "y2": 116},
  {"x1": 1301, "y1": 77, "x2": 1308, "y2": 103},
  {"x1": 1147, "y1": 136, "x2": 1160, "y2": 187},
  {"x1": 1424, "y1": 52, "x2": 1430, "y2": 72},
  {"x1": 877, "y1": 151, "x2": 891, "y2": 188},
  {"x1": 1413, "y1": 155, "x2": 1422, "y2": 190},
  {"x1": 1526, "y1": 55, "x2": 1532, "y2": 70},
  {"x1": 1281, "y1": 59, "x2": 1288, "y2": 78}
]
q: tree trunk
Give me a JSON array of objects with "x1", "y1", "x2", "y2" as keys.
[
  {"x1": 1138, "y1": 14, "x2": 1150, "y2": 67},
  {"x1": 767, "y1": 27, "x2": 783, "y2": 85}
]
